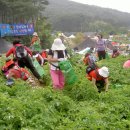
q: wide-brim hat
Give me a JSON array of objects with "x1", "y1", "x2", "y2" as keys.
[
  {"x1": 51, "y1": 38, "x2": 66, "y2": 50},
  {"x1": 98, "y1": 66, "x2": 109, "y2": 78},
  {"x1": 33, "y1": 32, "x2": 38, "y2": 36}
]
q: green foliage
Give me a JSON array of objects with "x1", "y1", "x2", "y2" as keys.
[
  {"x1": 1, "y1": 54, "x2": 130, "y2": 129},
  {"x1": 0, "y1": 0, "x2": 49, "y2": 23},
  {"x1": 35, "y1": 17, "x2": 53, "y2": 49}
]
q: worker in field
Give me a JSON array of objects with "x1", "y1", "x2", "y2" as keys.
[{"x1": 87, "y1": 66, "x2": 109, "y2": 93}]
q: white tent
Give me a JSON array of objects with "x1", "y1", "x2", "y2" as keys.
[
  {"x1": 69, "y1": 34, "x2": 75, "y2": 39},
  {"x1": 76, "y1": 47, "x2": 90, "y2": 55}
]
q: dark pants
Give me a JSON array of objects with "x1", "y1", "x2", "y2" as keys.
[
  {"x1": 96, "y1": 80, "x2": 105, "y2": 93},
  {"x1": 97, "y1": 50, "x2": 106, "y2": 61},
  {"x1": 17, "y1": 56, "x2": 41, "y2": 80}
]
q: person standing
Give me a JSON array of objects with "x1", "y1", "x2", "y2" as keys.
[
  {"x1": 96, "y1": 34, "x2": 107, "y2": 60},
  {"x1": 30, "y1": 32, "x2": 42, "y2": 52},
  {"x1": 47, "y1": 38, "x2": 67, "y2": 90}
]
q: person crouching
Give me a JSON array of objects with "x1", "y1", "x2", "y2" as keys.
[{"x1": 87, "y1": 66, "x2": 109, "y2": 93}]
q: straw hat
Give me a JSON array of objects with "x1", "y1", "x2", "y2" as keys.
[
  {"x1": 98, "y1": 66, "x2": 109, "y2": 78},
  {"x1": 51, "y1": 38, "x2": 66, "y2": 50}
]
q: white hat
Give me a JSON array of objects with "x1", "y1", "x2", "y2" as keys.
[
  {"x1": 98, "y1": 66, "x2": 109, "y2": 78},
  {"x1": 33, "y1": 32, "x2": 38, "y2": 36},
  {"x1": 51, "y1": 38, "x2": 66, "y2": 50}
]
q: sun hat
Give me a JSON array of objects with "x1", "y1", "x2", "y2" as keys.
[
  {"x1": 51, "y1": 38, "x2": 66, "y2": 50},
  {"x1": 98, "y1": 66, "x2": 109, "y2": 78},
  {"x1": 33, "y1": 32, "x2": 38, "y2": 36}
]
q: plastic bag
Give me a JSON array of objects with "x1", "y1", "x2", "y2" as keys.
[{"x1": 59, "y1": 60, "x2": 77, "y2": 85}]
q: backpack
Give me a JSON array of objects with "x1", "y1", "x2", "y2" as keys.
[
  {"x1": 85, "y1": 55, "x2": 98, "y2": 74},
  {"x1": 15, "y1": 45, "x2": 27, "y2": 59},
  {"x1": 86, "y1": 64, "x2": 97, "y2": 74}
]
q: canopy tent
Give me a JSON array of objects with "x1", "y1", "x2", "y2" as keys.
[
  {"x1": 76, "y1": 47, "x2": 90, "y2": 55},
  {"x1": 69, "y1": 34, "x2": 75, "y2": 39}
]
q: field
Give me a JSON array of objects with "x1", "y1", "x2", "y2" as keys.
[{"x1": 0, "y1": 54, "x2": 130, "y2": 130}]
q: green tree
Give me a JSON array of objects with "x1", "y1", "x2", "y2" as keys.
[
  {"x1": 0, "y1": 0, "x2": 49, "y2": 23},
  {"x1": 35, "y1": 17, "x2": 52, "y2": 49}
]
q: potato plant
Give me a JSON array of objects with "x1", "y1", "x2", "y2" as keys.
[{"x1": 0, "y1": 54, "x2": 130, "y2": 129}]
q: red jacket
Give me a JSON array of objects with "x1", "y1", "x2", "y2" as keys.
[{"x1": 6, "y1": 44, "x2": 32, "y2": 57}]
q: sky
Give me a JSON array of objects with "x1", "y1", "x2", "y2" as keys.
[{"x1": 69, "y1": 0, "x2": 130, "y2": 13}]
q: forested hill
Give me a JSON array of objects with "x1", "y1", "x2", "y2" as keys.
[{"x1": 44, "y1": 0, "x2": 130, "y2": 32}]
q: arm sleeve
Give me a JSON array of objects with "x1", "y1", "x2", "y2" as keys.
[
  {"x1": 25, "y1": 46, "x2": 32, "y2": 56},
  {"x1": 6, "y1": 48, "x2": 14, "y2": 57}
]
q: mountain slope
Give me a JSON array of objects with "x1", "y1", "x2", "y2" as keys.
[{"x1": 44, "y1": 0, "x2": 130, "y2": 32}]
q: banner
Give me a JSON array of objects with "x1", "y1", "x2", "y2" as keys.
[
  {"x1": 0, "y1": 24, "x2": 12, "y2": 37},
  {"x1": 0, "y1": 23, "x2": 34, "y2": 37}
]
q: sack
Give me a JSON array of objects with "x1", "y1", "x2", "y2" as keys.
[
  {"x1": 59, "y1": 60, "x2": 77, "y2": 85},
  {"x1": 33, "y1": 58, "x2": 45, "y2": 77},
  {"x1": 15, "y1": 46, "x2": 27, "y2": 59},
  {"x1": 58, "y1": 60, "x2": 72, "y2": 71}
]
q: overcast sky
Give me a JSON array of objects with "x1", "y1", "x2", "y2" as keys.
[{"x1": 69, "y1": 0, "x2": 130, "y2": 13}]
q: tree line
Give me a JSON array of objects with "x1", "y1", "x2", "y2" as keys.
[{"x1": 0, "y1": 0, "x2": 48, "y2": 24}]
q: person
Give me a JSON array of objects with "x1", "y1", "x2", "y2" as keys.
[
  {"x1": 123, "y1": 59, "x2": 130, "y2": 68},
  {"x1": 87, "y1": 66, "x2": 109, "y2": 93},
  {"x1": 96, "y1": 34, "x2": 107, "y2": 61},
  {"x1": 112, "y1": 48, "x2": 120, "y2": 58},
  {"x1": 40, "y1": 49, "x2": 48, "y2": 64},
  {"x1": 6, "y1": 40, "x2": 43, "y2": 82},
  {"x1": 30, "y1": 32, "x2": 42, "y2": 52},
  {"x1": 1, "y1": 58, "x2": 16, "y2": 77},
  {"x1": 6, "y1": 63, "x2": 31, "y2": 81},
  {"x1": 83, "y1": 48, "x2": 98, "y2": 73},
  {"x1": 47, "y1": 38, "x2": 67, "y2": 90},
  {"x1": 32, "y1": 51, "x2": 44, "y2": 66},
  {"x1": 5, "y1": 62, "x2": 36, "y2": 86},
  {"x1": 83, "y1": 47, "x2": 96, "y2": 66}
]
